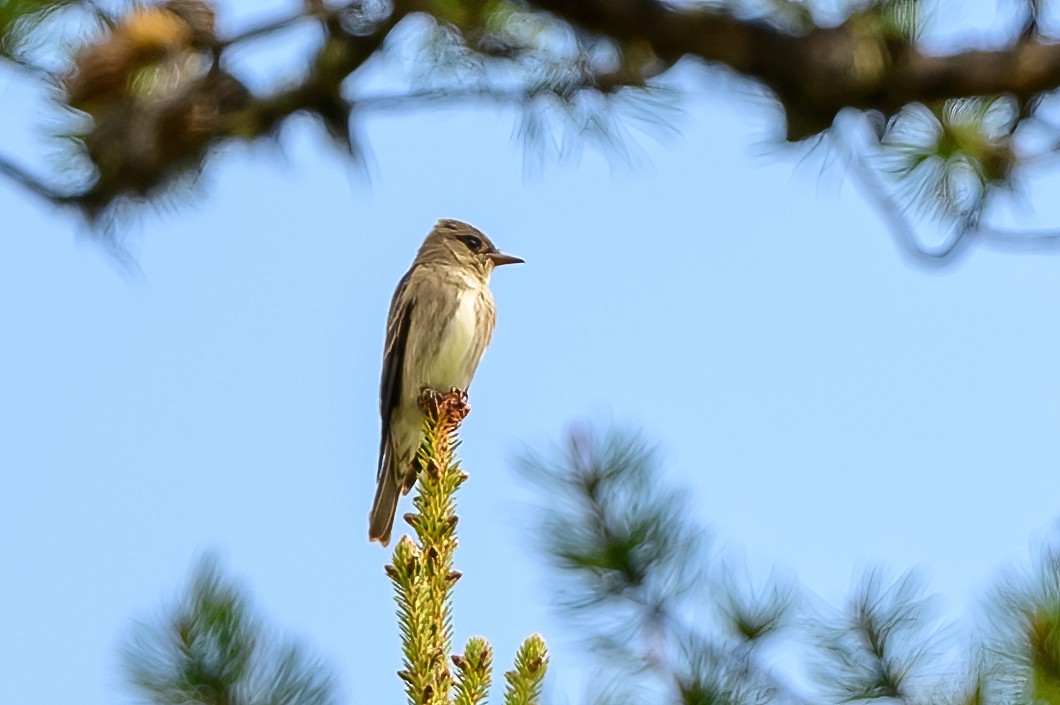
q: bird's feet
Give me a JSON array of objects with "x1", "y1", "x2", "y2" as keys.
[{"x1": 419, "y1": 386, "x2": 470, "y2": 423}]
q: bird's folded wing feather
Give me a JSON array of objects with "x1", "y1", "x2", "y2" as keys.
[{"x1": 377, "y1": 266, "x2": 417, "y2": 483}]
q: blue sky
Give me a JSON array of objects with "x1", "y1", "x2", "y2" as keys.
[{"x1": 2, "y1": 2, "x2": 1060, "y2": 703}]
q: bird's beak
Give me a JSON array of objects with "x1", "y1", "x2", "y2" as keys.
[{"x1": 488, "y1": 251, "x2": 525, "y2": 266}]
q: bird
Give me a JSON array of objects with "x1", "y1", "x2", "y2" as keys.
[{"x1": 369, "y1": 219, "x2": 523, "y2": 546}]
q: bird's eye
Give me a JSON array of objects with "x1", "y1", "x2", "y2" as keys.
[{"x1": 459, "y1": 235, "x2": 483, "y2": 251}]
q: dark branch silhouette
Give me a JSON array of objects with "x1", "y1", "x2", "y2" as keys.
[{"x1": 5, "y1": 0, "x2": 1060, "y2": 261}]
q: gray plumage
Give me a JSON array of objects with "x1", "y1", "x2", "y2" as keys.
[{"x1": 369, "y1": 219, "x2": 523, "y2": 546}]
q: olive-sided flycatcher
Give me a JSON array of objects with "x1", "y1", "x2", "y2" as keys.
[{"x1": 369, "y1": 219, "x2": 523, "y2": 546}]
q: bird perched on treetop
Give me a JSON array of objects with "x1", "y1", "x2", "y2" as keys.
[{"x1": 369, "y1": 219, "x2": 523, "y2": 546}]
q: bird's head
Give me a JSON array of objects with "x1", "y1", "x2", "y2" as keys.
[{"x1": 417, "y1": 219, "x2": 523, "y2": 277}]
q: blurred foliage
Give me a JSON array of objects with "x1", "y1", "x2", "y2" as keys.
[
  {"x1": 121, "y1": 423, "x2": 1060, "y2": 705},
  {"x1": 2, "y1": 0, "x2": 1060, "y2": 262},
  {"x1": 0, "y1": 0, "x2": 83, "y2": 62},
  {"x1": 813, "y1": 570, "x2": 939, "y2": 702},
  {"x1": 0, "y1": 0, "x2": 676, "y2": 225},
  {"x1": 122, "y1": 554, "x2": 337, "y2": 705},
  {"x1": 518, "y1": 426, "x2": 793, "y2": 705},
  {"x1": 518, "y1": 423, "x2": 1060, "y2": 705},
  {"x1": 986, "y1": 545, "x2": 1060, "y2": 705},
  {"x1": 880, "y1": 97, "x2": 1018, "y2": 232}
]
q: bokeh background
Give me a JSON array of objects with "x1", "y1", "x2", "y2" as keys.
[{"x1": 3, "y1": 1, "x2": 1060, "y2": 703}]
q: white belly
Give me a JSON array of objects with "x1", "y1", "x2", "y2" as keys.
[{"x1": 427, "y1": 289, "x2": 480, "y2": 390}]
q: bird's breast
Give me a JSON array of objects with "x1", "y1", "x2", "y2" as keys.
[{"x1": 426, "y1": 286, "x2": 488, "y2": 390}]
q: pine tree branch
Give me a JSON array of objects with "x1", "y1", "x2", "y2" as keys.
[
  {"x1": 830, "y1": 113, "x2": 1060, "y2": 266},
  {"x1": 123, "y1": 555, "x2": 337, "y2": 705},
  {"x1": 503, "y1": 634, "x2": 549, "y2": 705},
  {"x1": 11, "y1": 0, "x2": 411, "y2": 221},
  {"x1": 386, "y1": 389, "x2": 548, "y2": 705},
  {"x1": 387, "y1": 389, "x2": 471, "y2": 705},
  {"x1": 526, "y1": 0, "x2": 1060, "y2": 139},
  {"x1": 453, "y1": 637, "x2": 493, "y2": 705}
]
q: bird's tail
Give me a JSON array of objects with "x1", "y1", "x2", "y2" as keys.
[{"x1": 368, "y1": 474, "x2": 400, "y2": 547}]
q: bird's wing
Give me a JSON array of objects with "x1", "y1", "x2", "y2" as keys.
[{"x1": 377, "y1": 266, "x2": 417, "y2": 484}]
